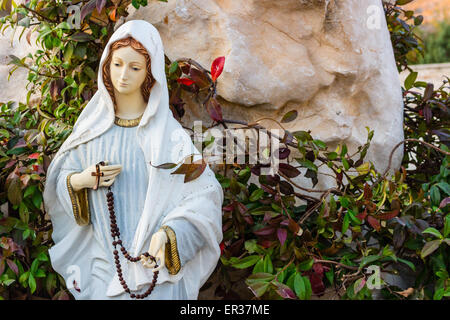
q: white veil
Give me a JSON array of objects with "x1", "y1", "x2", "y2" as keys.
[{"x1": 43, "y1": 20, "x2": 224, "y2": 299}]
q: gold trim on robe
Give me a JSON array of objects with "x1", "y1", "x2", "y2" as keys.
[
  {"x1": 160, "y1": 225, "x2": 181, "y2": 275},
  {"x1": 66, "y1": 172, "x2": 91, "y2": 226}
]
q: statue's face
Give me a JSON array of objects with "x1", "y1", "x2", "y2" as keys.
[{"x1": 110, "y1": 46, "x2": 147, "y2": 95}]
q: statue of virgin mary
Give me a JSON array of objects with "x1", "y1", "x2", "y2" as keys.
[{"x1": 43, "y1": 20, "x2": 224, "y2": 300}]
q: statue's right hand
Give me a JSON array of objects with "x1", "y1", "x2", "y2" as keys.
[{"x1": 70, "y1": 161, "x2": 122, "y2": 191}]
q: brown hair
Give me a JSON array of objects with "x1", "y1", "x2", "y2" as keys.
[{"x1": 102, "y1": 36, "x2": 156, "y2": 110}]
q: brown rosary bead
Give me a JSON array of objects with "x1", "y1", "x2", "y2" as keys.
[{"x1": 104, "y1": 183, "x2": 158, "y2": 299}]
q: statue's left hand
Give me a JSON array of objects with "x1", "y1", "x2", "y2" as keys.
[{"x1": 140, "y1": 230, "x2": 167, "y2": 272}]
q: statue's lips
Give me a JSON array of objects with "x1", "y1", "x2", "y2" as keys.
[{"x1": 119, "y1": 82, "x2": 128, "y2": 87}]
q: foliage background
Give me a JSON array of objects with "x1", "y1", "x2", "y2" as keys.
[{"x1": 0, "y1": 0, "x2": 448, "y2": 300}]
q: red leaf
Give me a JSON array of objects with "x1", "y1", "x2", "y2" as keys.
[
  {"x1": 205, "y1": 97, "x2": 223, "y2": 122},
  {"x1": 222, "y1": 202, "x2": 235, "y2": 212},
  {"x1": 312, "y1": 262, "x2": 330, "y2": 277},
  {"x1": 308, "y1": 272, "x2": 325, "y2": 295},
  {"x1": 243, "y1": 214, "x2": 254, "y2": 225},
  {"x1": 260, "y1": 183, "x2": 276, "y2": 195},
  {"x1": 260, "y1": 240, "x2": 273, "y2": 248},
  {"x1": 367, "y1": 216, "x2": 381, "y2": 231},
  {"x1": 96, "y1": 0, "x2": 106, "y2": 14},
  {"x1": 211, "y1": 56, "x2": 225, "y2": 82},
  {"x1": 219, "y1": 241, "x2": 225, "y2": 254},
  {"x1": 28, "y1": 153, "x2": 40, "y2": 159},
  {"x1": 278, "y1": 163, "x2": 301, "y2": 178},
  {"x1": 254, "y1": 226, "x2": 276, "y2": 236},
  {"x1": 277, "y1": 228, "x2": 287, "y2": 245},
  {"x1": 356, "y1": 208, "x2": 368, "y2": 221},
  {"x1": 108, "y1": 7, "x2": 117, "y2": 22},
  {"x1": 183, "y1": 159, "x2": 207, "y2": 183},
  {"x1": 6, "y1": 259, "x2": 18, "y2": 275},
  {"x1": 5, "y1": 160, "x2": 17, "y2": 169},
  {"x1": 0, "y1": 260, "x2": 4, "y2": 276},
  {"x1": 376, "y1": 209, "x2": 400, "y2": 220},
  {"x1": 81, "y1": 0, "x2": 96, "y2": 21},
  {"x1": 276, "y1": 147, "x2": 291, "y2": 160},
  {"x1": 236, "y1": 202, "x2": 248, "y2": 214},
  {"x1": 439, "y1": 197, "x2": 450, "y2": 209},
  {"x1": 363, "y1": 183, "x2": 372, "y2": 200},
  {"x1": 189, "y1": 68, "x2": 210, "y2": 88},
  {"x1": 287, "y1": 218, "x2": 300, "y2": 235},
  {"x1": 275, "y1": 283, "x2": 296, "y2": 299},
  {"x1": 177, "y1": 77, "x2": 195, "y2": 86}
]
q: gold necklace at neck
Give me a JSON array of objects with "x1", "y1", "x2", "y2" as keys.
[{"x1": 114, "y1": 114, "x2": 143, "y2": 127}]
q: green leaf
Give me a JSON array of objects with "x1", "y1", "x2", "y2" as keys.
[
  {"x1": 294, "y1": 273, "x2": 311, "y2": 300},
  {"x1": 34, "y1": 269, "x2": 46, "y2": 278},
  {"x1": 248, "y1": 281, "x2": 270, "y2": 298},
  {"x1": 83, "y1": 66, "x2": 96, "y2": 80},
  {"x1": 169, "y1": 61, "x2": 178, "y2": 74},
  {"x1": 436, "y1": 182, "x2": 450, "y2": 196},
  {"x1": 7, "y1": 178, "x2": 22, "y2": 206},
  {"x1": 253, "y1": 258, "x2": 265, "y2": 273},
  {"x1": 313, "y1": 139, "x2": 326, "y2": 149},
  {"x1": 342, "y1": 157, "x2": 350, "y2": 170},
  {"x1": 340, "y1": 196, "x2": 350, "y2": 208},
  {"x1": 397, "y1": 258, "x2": 416, "y2": 272},
  {"x1": 340, "y1": 144, "x2": 348, "y2": 157},
  {"x1": 444, "y1": 215, "x2": 450, "y2": 238},
  {"x1": 64, "y1": 42, "x2": 74, "y2": 62},
  {"x1": 281, "y1": 110, "x2": 298, "y2": 123},
  {"x1": 23, "y1": 185, "x2": 37, "y2": 198},
  {"x1": 19, "y1": 202, "x2": 29, "y2": 224},
  {"x1": 249, "y1": 188, "x2": 264, "y2": 202},
  {"x1": 0, "y1": 129, "x2": 10, "y2": 138},
  {"x1": 404, "y1": 71, "x2": 417, "y2": 90},
  {"x1": 231, "y1": 255, "x2": 260, "y2": 269},
  {"x1": 296, "y1": 159, "x2": 317, "y2": 172},
  {"x1": 430, "y1": 185, "x2": 440, "y2": 207},
  {"x1": 19, "y1": 271, "x2": 29, "y2": 286},
  {"x1": 422, "y1": 227, "x2": 443, "y2": 239},
  {"x1": 37, "y1": 252, "x2": 48, "y2": 262},
  {"x1": 359, "y1": 255, "x2": 381, "y2": 269},
  {"x1": 326, "y1": 152, "x2": 338, "y2": 160},
  {"x1": 342, "y1": 212, "x2": 350, "y2": 234},
  {"x1": 30, "y1": 259, "x2": 39, "y2": 274},
  {"x1": 263, "y1": 255, "x2": 273, "y2": 274},
  {"x1": 32, "y1": 192, "x2": 43, "y2": 209},
  {"x1": 246, "y1": 272, "x2": 275, "y2": 284},
  {"x1": 28, "y1": 273, "x2": 36, "y2": 294},
  {"x1": 396, "y1": 0, "x2": 414, "y2": 6},
  {"x1": 294, "y1": 273, "x2": 306, "y2": 299},
  {"x1": 325, "y1": 267, "x2": 334, "y2": 285},
  {"x1": 297, "y1": 258, "x2": 314, "y2": 271},
  {"x1": 421, "y1": 240, "x2": 441, "y2": 258},
  {"x1": 292, "y1": 130, "x2": 312, "y2": 143}
]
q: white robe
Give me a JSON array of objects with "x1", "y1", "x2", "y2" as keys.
[{"x1": 55, "y1": 122, "x2": 206, "y2": 299}]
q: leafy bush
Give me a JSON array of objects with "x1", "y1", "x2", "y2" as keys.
[
  {"x1": 416, "y1": 21, "x2": 450, "y2": 64},
  {"x1": 0, "y1": 0, "x2": 449, "y2": 300}
]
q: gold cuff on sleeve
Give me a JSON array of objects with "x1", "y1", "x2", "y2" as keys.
[
  {"x1": 160, "y1": 225, "x2": 181, "y2": 275},
  {"x1": 66, "y1": 172, "x2": 91, "y2": 226}
]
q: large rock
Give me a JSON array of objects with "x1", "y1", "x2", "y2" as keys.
[
  {"x1": 0, "y1": 1, "x2": 39, "y2": 105},
  {"x1": 126, "y1": 0, "x2": 404, "y2": 182}
]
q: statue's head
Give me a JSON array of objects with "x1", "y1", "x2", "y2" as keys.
[{"x1": 102, "y1": 36, "x2": 156, "y2": 111}]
